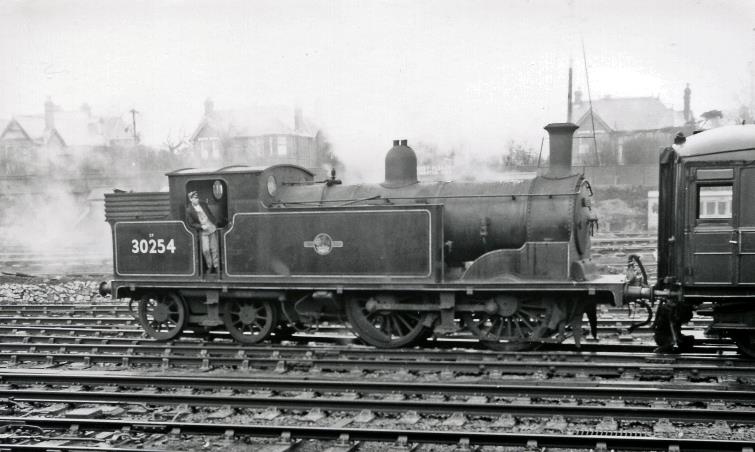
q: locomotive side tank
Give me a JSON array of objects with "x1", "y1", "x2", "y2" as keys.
[
  {"x1": 102, "y1": 122, "x2": 627, "y2": 349},
  {"x1": 272, "y1": 123, "x2": 596, "y2": 272}
]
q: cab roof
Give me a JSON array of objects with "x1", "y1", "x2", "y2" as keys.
[
  {"x1": 165, "y1": 164, "x2": 314, "y2": 177},
  {"x1": 677, "y1": 124, "x2": 755, "y2": 160}
]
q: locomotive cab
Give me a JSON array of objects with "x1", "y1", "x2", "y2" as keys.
[{"x1": 165, "y1": 165, "x2": 315, "y2": 277}]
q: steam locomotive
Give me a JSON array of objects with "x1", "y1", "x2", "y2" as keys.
[{"x1": 99, "y1": 122, "x2": 755, "y2": 357}]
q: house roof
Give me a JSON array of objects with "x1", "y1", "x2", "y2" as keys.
[
  {"x1": 190, "y1": 105, "x2": 319, "y2": 141},
  {"x1": 13, "y1": 115, "x2": 46, "y2": 142},
  {"x1": 573, "y1": 96, "x2": 686, "y2": 132},
  {"x1": 1, "y1": 107, "x2": 133, "y2": 147}
]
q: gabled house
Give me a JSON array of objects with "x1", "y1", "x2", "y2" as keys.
[
  {"x1": 189, "y1": 99, "x2": 324, "y2": 170},
  {"x1": 571, "y1": 86, "x2": 692, "y2": 165},
  {"x1": 0, "y1": 99, "x2": 135, "y2": 175}
]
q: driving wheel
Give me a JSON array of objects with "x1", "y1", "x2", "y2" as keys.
[
  {"x1": 345, "y1": 294, "x2": 431, "y2": 348},
  {"x1": 223, "y1": 299, "x2": 279, "y2": 344},
  {"x1": 138, "y1": 292, "x2": 187, "y2": 341},
  {"x1": 462, "y1": 295, "x2": 553, "y2": 351}
]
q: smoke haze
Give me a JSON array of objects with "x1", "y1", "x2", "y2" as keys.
[
  {"x1": 1, "y1": 0, "x2": 753, "y2": 179},
  {"x1": 0, "y1": 0, "x2": 753, "y2": 270}
]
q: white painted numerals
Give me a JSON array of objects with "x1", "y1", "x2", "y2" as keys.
[{"x1": 131, "y1": 238, "x2": 177, "y2": 254}]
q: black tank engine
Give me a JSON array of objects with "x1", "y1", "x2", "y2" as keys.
[{"x1": 102, "y1": 122, "x2": 630, "y2": 350}]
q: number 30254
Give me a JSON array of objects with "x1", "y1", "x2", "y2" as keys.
[{"x1": 131, "y1": 238, "x2": 176, "y2": 254}]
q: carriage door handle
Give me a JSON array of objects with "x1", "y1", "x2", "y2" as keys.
[{"x1": 730, "y1": 230, "x2": 741, "y2": 254}]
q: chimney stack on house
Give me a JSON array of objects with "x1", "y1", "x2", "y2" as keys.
[
  {"x1": 294, "y1": 107, "x2": 303, "y2": 132},
  {"x1": 683, "y1": 83, "x2": 691, "y2": 123},
  {"x1": 44, "y1": 97, "x2": 55, "y2": 130},
  {"x1": 204, "y1": 98, "x2": 214, "y2": 116},
  {"x1": 574, "y1": 89, "x2": 583, "y2": 106}
]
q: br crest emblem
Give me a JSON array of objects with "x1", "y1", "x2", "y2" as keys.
[{"x1": 304, "y1": 233, "x2": 344, "y2": 256}]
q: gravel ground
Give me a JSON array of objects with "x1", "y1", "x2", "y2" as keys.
[{"x1": 0, "y1": 276, "x2": 109, "y2": 304}]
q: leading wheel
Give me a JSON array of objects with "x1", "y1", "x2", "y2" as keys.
[
  {"x1": 462, "y1": 295, "x2": 553, "y2": 351},
  {"x1": 223, "y1": 299, "x2": 279, "y2": 344},
  {"x1": 345, "y1": 294, "x2": 431, "y2": 348},
  {"x1": 138, "y1": 293, "x2": 187, "y2": 341}
]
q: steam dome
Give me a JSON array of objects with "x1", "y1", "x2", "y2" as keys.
[{"x1": 383, "y1": 139, "x2": 418, "y2": 188}]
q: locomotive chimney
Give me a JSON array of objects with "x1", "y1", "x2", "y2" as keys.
[
  {"x1": 545, "y1": 122, "x2": 579, "y2": 176},
  {"x1": 44, "y1": 97, "x2": 55, "y2": 131},
  {"x1": 383, "y1": 139, "x2": 418, "y2": 188}
]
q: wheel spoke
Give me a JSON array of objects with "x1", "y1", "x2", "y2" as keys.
[
  {"x1": 392, "y1": 316, "x2": 404, "y2": 337},
  {"x1": 383, "y1": 316, "x2": 394, "y2": 336},
  {"x1": 514, "y1": 320, "x2": 526, "y2": 339},
  {"x1": 518, "y1": 313, "x2": 535, "y2": 332},
  {"x1": 519, "y1": 308, "x2": 538, "y2": 319},
  {"x1": 494, "y1": 318, "x2": 504, "y2": 339},
  {"x1": 396, "y1": 313, "x2": 414, "y2": 332}
]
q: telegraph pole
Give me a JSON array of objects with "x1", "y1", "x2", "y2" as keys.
[
  {"x1": 130, "y1": 108, "x2": 139, "y2": 144},
  {"x1": 567, "y1": 62, "x2": 573, "y2": 123}
]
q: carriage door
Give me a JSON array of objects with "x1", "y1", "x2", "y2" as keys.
[
  {"x1": 688, "y1": 168, "x2": 735, "y2": 285},
  {"x1": 737, "y1": 166, "x2": 755, "y2": 284}
]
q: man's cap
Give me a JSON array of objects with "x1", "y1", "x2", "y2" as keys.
[{"x1": 188, "y1": 191, "x2": 199, "y2": 199}]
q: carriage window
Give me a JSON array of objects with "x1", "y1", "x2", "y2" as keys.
[{"x1": 697, "y1": 185, "x2": 732, "y2": 220}]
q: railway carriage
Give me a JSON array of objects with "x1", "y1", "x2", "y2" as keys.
[
  {"x1": 631, "y1": 124, "x2": 755, "y2": 356},
  {"x1": 102, "y1": 123, "x2": 627, "y2": 349}
]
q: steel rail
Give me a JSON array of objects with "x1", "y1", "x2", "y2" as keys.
[
  {"x1": 0, "y1": 326, "x2": 144, "y2": 336},
  {"x1": 0, "y1": 316, "x2": 138, "y2": 325},
  {"x1": 0, "y1": 417, "x2": 751, "y2": 451},
  {"x1": 1, "y1": 369, "x2": 752, "y2": 402},
  {"x1": 0, "y1": 339, "x2": 745, "y2": 365},
  {"x1": 0, "y1": 333, "x2": 739, "y2": 357},
  {"x1": 0, "y1": 349, "x2": 751, "y2": 378},
  {"x1": 10, "y1": 390, "x2": 755, "y2": 423}
]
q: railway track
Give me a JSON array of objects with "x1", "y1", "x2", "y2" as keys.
[
  {"x1": 0, "y1": 339, "x2": 750, "y2": 382},
  {"x1": 1, "y1": 277, "x2": 754, "y2": 450},
  {"x1": 0, "y1": 368, "x2": 752, "y2": 451}
]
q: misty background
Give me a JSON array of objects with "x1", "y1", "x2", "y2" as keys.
[
  {"x1": 0, "y1": 0, "x2": 753, "y2": 271},
  {"x1": 2, "y1": 0, "x2": 753, "y2": 175}
]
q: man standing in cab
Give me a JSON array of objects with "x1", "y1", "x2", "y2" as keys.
[{"x1": 186, "y1": 190, "x2": 220, "y2": 274}]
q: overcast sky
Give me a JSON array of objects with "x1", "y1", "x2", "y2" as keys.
[{"x1": 0, "y1": 0, "x2": 753, "y2": 176}]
